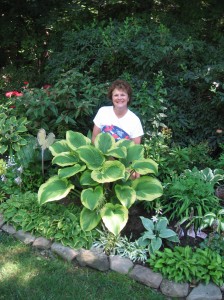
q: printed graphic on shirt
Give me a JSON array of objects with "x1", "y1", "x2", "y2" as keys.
[{"x1": 102, "y1": 125, "x2": 130, "y2": 141}]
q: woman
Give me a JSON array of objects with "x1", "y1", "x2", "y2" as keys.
[{"x1": 92, "y1": 79, "x2": 144, "y2": 144}]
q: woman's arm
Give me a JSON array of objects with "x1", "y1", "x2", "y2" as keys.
[
  {"x1": 131, "y1": 136, "x2": 142, "y2": 144},
  {"x1": 92, "y1": 124, "x2": 101, "y2": 144}
]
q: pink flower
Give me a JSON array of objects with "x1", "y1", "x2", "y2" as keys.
[
  {"x1": 5, "y1": 91, "x2": 23, "y2": 98},
  {"x1": 43, "y1": 84, "x2": 52, "y2": 89},
  {"x1": 24, "y1": 81, "x2": 29, "y2": 85}
]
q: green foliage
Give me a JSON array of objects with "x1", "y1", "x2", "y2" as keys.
[
  {"x1": 148, "y1": 246, "x2": 224, "y2": 286},
  {"x1": 200, "y1": 209, "x2": 224, "y2": 234},
  {"x1": 200, "y1": 233, "x2": 224, "y2": 258},
  {"x1": 138, "y1": 216, "x2": 179, "y2": 254},
  {"x1": 0, "y1": 192, "x2": 98, "y2": 249},
  {"x1": 38, "y1": 131, "x2": 163, "y2": 236},
  {"x1": 162, "y1": 167, "x2": 223, "y2": 229}
]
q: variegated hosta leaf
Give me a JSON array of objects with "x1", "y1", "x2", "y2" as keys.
[
  {"x1": 80, "y1": 207, "x2": 102, "y2": 231},
  {"x1": 81, "y1": 186, "x2": 104, "y2": 210},
  {"x1": 58, "y1": 164, "x2": 86, "y2": 179},
  {"x1": 115, "y1": 184, "x2": 136, "y2": 208},
  {"x1": 120, "y1": 144, "x2": 144, "y2": 167},
  {"x1": 106, "y1": 146, "x2": 127, "y2": 159},
  {"x1": 101, "y1": 203, "x2": 128, "y2": 236},
  {"x1": 52, "y1": 152, "x2": 79, "y2": 166},
  {"x1": 76, "y1": 145, "x2": 105, "y2": 170},
  {"x1": 116, "y1": 139, "x2": 134, "y2": 148},
  {"x1": 131, "y1": 176, "x2": 163, "y2": 201},
  {"x1": 66, "y1": 131, "x2": 91, "y2": 151},
  {"x1": 80, "y1": 170, "x2": 98, "y2": 186},
  {"x1": 94, "y1": 132, "x2": 115, "y2": 154},
  {"x1": 38, "y1": 175, "x2": 74, "y2": 205},
  {"x1": 91, "y1": 160, "x2": 125, "y2": 183},
  {"x1": 131, "y1": 159, "x2": 158, "y2": 175},
  {"x1": 49, "y1": 140, "x2": 71, "y2": 156}
]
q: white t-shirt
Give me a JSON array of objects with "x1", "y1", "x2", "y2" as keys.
[{"x1": 93, "y1": 106, "x2": 144, "y2": 140}]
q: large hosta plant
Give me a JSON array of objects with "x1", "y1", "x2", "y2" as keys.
[{"x1": 38, "y1": 131, "x2": 163, "y2": 235}]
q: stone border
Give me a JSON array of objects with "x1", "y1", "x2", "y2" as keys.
[{"x1": 0, "y1": 214, "x2": 223, "y2": 300}]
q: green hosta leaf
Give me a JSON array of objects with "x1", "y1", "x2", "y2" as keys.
[
  {"x1": 101, "y1": 203, "x2": 128, "y2": 236},
  {"x1": 0, "y1": 144, "x2": 8, "y2": 154},
  {"x1": 159, "y1": 229, "x2": 177, "y2": 239},
  {"x1": 80, "y1": 207, "x2": 101, "y2": 231},
  {"x1": 76, "y1": 145, "x2": 105, "y2": 170},
  {"x1": 132, "y1": 176, "x2": 163, "y2": 201},
  {"x1": 80, "y1": 170, "x2": 98, "y2": 186},
  {"x1": 106, "y1": 146, "x2": 127, "y2": 159},
  {"x1": 166, "y1": 235, "x2": 180, "y2": 243},
  {"x1": 91, "y1": 160, "x2": 125, "y2": 183},
  {"x1": 142, "y1": 231, "x2": 155, "y2": 240},
  {"x1": 150, "y1": 237, "x2": 162, "y2": 253},
  {"x1": 66, "y1": 131, "x2": 91, "y2": 150},
  {"x1": 52, "y1": 152, "x2": 79, "y2": 166},
  {"x1": 115, "y1": 184, "x2": 136, "y2": 208},
  {"x1": 49, "y1": 140, "x2": 71, "y2": 156},
  {"x1": 94, "y1": 133, "x2": 115, "y2": 154},
  {"x1": 116, "y1": 139, "x2": 134, "y2": 148},
  {"x1": 131, "y1": 159, "x2": 158, "y2": 175},
  {"x1": 140, "y1": 216, "x2": 154, "y2": 231},
  {"x1": 58, "y1": 164, "x2": 86, "y2": 178},
  {"x1": 12, "y1": 144, "x2": 20, "y2": 151},
  {"x1": 81, "y1": 186, "x2": 104, "y2": 210},
  {"x1": 38, "y1": 176, "x2": 74, "y2": 205},
  {"x1": 156, "y1": 217, "x2": 169, "y2": 231},
  {"x1": 121, "y1": 144, "x2": 144, "y2": 167}
]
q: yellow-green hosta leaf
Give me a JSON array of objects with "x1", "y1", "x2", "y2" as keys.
[
  {"x1": 80, "y1": 207, "x2": 102, "y2": 231},
  {"x1": 115, "y1": 184, "x2": 136, "y2": 208},
  {"x1": 0, "y1": 144, "x2": 8, "y2": 154},
  {"x1": 49, "y1": 140, "x2": 71, "y2": 156},
  {"x1": 58, "y1": 164, "x2": 86, "y2": 179},
  {"x1": 76, "y1": 145, "x2": 105, "y2": 170},
  {"x1": 131, "y1": 176, "x2": 163, "y2": 201},
  {"x1": 106, "y1": 146, "x2": 127, "y2": 159},
  {"x1": 66, "y1": 131, "x2": 91, "y2": 151},
  {"x1": 121, "y1": 144, "x2": 144, "y2": 167},
  {"x1": 116, "y1": 139, "x2": 134, "y2": 148},
  {"x1": 81, "y1": 186, "x2": 104, "y2": 210},
  {"x1": 94, "y1": 133, "x2": 115, "y2": 154},
  {"x1": 80, "y1": 170, "x2": 98, "y2": 186},
  {"x1": 131, "y1": 159, "x2": 158, "y2": 175},
  {"x1": 101, "y1": 203, "x2": 128, "y2": 236},
  {"x1": 38, "y1": 175, "x2": 74, "y2": 205},
  {"x1": 91, "y1": 160, "x2": 125, "y2": 183},
  {"x1": 52, "y1": 152, "x2": 79, "y2": 166}
]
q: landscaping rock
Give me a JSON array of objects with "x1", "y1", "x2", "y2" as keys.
[
  {"x1": 51, "y1": 242, "x2": 79, "y2": 262},
  {"x1": 76, "y1": 248, "x2": 109, "y2": 271},
  {"x1": 160, "y1": 279, "x2": 189, "y2": 298},
  {"x1": 186, "y1": 283, "x2": 222, "y2": 300},
  {"x1": 1, "y1": 224, "x2": 16, "y2": 235},
  {"x1": 109, "y1": 255, "x2": 134, "y2": 274},
  {"x1": 14, "y1": 230, "x2": 36, "y2": 244},
  {"x1": 0, "y1": 213, "x2": 5, "y2": 227},
  {"x1": 129, "y1": 264, "x2": 163, "y2": 289},
  {"x1": 33, "y1": 237, "x2": 52, "y2": 249}
]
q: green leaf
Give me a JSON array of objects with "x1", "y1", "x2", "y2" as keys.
[
  {"x1": 150, "y1": 237, "x2": 162, "y2": 253},
  {"x1": 106, "y1": 146, "x2": 127, "y2": 159},
  {"x1": 0, "y1": 144, "x2": 8, "y2": 154},
  {"x1": 91, "y1": 160, "x2": 125, "y2": 183},
  {"x1": 131, "y1": 159, "x2": 158, "y2": 175},
  {"x1": 80, "y1": 207, "x2": 101, "y2": 231},
  {"x1": 52, "y1": 152, "x2": 79, "y2": 166},
  {"x1": 101, "y1": 203, "x2": 128, "y2": 236},
  {"x1": 81, "y1": 186, "x2": 104, "y2": 210},
  {"x1": 115, "y1": 184, "x2": 136, "y2": 208},
  {"x1": 159, "y1": 229, "x2": 177, "y2": 238},
  {"x1": 66, "y1": 131, "x2": 91, "y2": 150},
  {"x1": 38, "y1": 176, "x2": 74, "y2": 205},
  {"x1": 80, "y1": 170, "x2": 98, "y2": 186},
  {"x1": 76, "y1": 145, "x2": 105, "y2": 170},
  {"x1": 49, "y1": 140, "x2": 71, "y2": 156},
  {"x1": 140, "y1": 216, "x2": 154, "y2": 231},
  {"x1": 58, "y1": 164, "x2": 86, "y2": 178},
  {"x1": 121, "y1": 144, "x2": 144, "y2": 167},
  {"x1": 156, "y1": 217, "x2": 169, "y2": 231},
  {"x1": 94, "y1": 133, "x2": 115, "y2": 154},
  {"x1": 132, "y1": 176, "x2": 163, "y2": 201}
]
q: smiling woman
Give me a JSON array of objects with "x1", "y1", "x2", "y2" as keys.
[{"x1": 92, "y1": 79, "x2": 144, "y2": 145}]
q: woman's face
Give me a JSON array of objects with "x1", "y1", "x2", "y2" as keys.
[{"x1": 112, "y1": 88, "x2": 129, "y2": 109}]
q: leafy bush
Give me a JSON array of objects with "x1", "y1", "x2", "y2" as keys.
[
  {"x1": 148, "y1": 246, "x2": 224, "y2": 286},
  {"x1": 200, "y1": 233, "x2": 224, "y2": 258},
  {"x1": 0, "y1": 192, "x2": 98, "y2": 249}
]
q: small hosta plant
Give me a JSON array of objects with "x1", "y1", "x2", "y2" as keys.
[{"x1": 38, "y1": 131, "x2": 163, "y2": 236}]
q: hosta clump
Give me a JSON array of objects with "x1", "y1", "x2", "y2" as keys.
[{"x1": 38, "y1": 131, "x2": 163, "y2": 236}]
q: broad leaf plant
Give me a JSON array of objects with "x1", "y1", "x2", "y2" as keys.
[{"x1": 38, "y1": 131, "x2": 163, "y2": 236}]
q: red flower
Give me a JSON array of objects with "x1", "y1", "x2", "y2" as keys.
[
  {"x1": 9, "y1": 105, "x2": 16, "y2": 109},
  {"x1": 5, "y1": 91, "x2": 23, "y2": 98},
  {"x1": 43, "y1": 84, "x2": 52, "y2": 89},
  {"x1": 24, "y1": 81, "x2": 29, "y2": 85}
]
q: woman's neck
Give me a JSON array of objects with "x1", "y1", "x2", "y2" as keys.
[{"x1": 113, "y1": 106, "x2": 128, "y2": 118}]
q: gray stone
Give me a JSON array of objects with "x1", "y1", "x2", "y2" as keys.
[
  {"x1": 186, "y1": 283, "x2": 222, "y2": 300},
  {"x1": 129, "y1": 264, "x2": 163, "y2": 289},
  {"x1": 0, "y1": 213, "x2": 5, "y2": 227},
  {"x1": 14, "y1": 230, "x2": 36, "y2": 244},
  {"x1": 220, "y1": 284, "x2": 224, "y2": 292},
  {"x1": 109, "y1": 255, "x2": 134, "y2": 274},
  {"x1": 33, "y1": 237, "x2": 52, "y2": 249},
  {"x1": 51, "y1": 242, "x2": 79, "y2": 261},
  {"x1": 160, "y1": 279, "x2": 189, "y2": 297},
  {"x1": 76, "y1": 248, "x2": 109, "y2": 271},
  {"x1": 1, "y1": 224, "x2": 16, "y2": 235}
]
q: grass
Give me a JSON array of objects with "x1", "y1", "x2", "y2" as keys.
[{"x1": 0, "y1": 232, "x2": 166, "y2": 300}]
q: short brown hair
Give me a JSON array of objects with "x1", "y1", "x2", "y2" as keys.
[{"x1": 107, "y1": 79, "x2": 132, "y2": 104}]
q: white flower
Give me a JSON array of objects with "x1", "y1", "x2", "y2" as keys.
[
  {"x1": 15, "y1": 177, "x2": 22, "y2": 185},
  {"x1": 17, "y1": 166, "x2": 23, "y2": 173},
  {"x1": 1, "y1": 175, "x2": 7, "y2": 182},
  {"x1": 151, "y1": 215, "x2": 158, "y2": 223}
]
